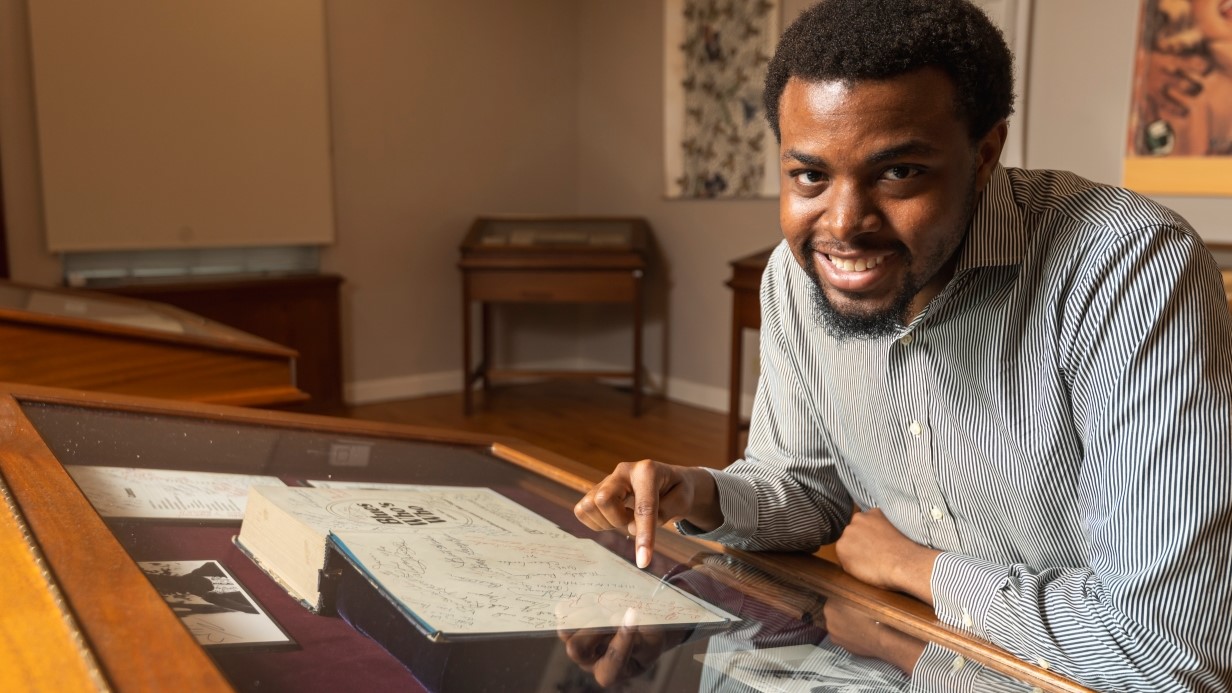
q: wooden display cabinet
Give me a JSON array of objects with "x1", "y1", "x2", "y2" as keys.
[
  {"x1": 459, "y1": 216, "x2": 650, "y2": 416},
  {"x1": 0, "y1": 280, "x2": 303, "y2": 407},
  {"x1": 725, "y1": 246, "x2": 774, "y2": 464},
  {"x1": 96, "y1": 273, "x2": 344, "y2": 412}
]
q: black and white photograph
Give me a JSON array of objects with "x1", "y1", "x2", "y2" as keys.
[{"x1": 139, "y1": 560, "x2": 292, "y2": 649}]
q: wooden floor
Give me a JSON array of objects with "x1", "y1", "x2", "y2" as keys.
[{"x1": 343, "y1": 380, "x2": 731, "y2": 476}]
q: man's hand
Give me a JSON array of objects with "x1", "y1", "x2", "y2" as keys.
[
  {"x1": 573, "y1": 459, "x2": 722, "y2": 568},
  {"x1": 833, "y1": 508, "x2": 940, "y2": 606},
  {"x1": 557, "y1": 608, "x2": 684, "y2": 688},
  {"x1": 823, "y1": 597, "x2": 926, "y2": 675}
]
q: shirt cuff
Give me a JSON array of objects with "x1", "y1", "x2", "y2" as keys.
[
  {"x1": 673, "y1": 469, "x2": 759, "y2": 543},
  {"x1": 930, "y1": 551, "x2": 1009, "y2": 642}
]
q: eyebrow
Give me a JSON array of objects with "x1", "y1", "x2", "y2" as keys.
[{"x1": 782, "y1": 140, "x2": 944, "y2": 168}]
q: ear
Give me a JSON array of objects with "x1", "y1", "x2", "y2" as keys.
[{"x1": 974, "y1": 120, "x2": 1009, "y2": 192}]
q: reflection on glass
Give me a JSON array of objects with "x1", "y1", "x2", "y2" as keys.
[{"x1": 558, "y1": 553, "x2": 1037, "y2": 693}]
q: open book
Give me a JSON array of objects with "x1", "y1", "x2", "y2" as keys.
[
  {"x1": 329, "y1": 527, "x2": 732, "y2": 640},
  {"x1": 236, "y1": 484, "x2": 733, "y2": 639},
  {"x1": 235, "y1": 484, "x2": 563, "y2": 612}
]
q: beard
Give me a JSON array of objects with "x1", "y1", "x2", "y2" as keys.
[
  {"x1": 803, "y1": 243, "x2": 914, "y2": 341},
  {"x1": 803, "y1": 174, "x2": 979, "y2": 342}
]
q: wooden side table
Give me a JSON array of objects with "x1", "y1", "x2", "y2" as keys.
[
  {"x1": 726, "y1": 246, "x2": 774, "y2": 463},
  {"x1": 459, "y1": 216, "x2": 650, "y2": 416}
]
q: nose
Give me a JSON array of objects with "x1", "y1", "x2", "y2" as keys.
[{"x1": 821, "y1": 180, "x2": 880, "y2": 242}]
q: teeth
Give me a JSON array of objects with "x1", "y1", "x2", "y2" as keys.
[{"x1": 830, "y1": 254, "x2": 886, "y2": 272}]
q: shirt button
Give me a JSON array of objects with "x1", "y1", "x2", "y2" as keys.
[
  {"x1": 1037, "y1": 658, "x2": 1050, "y2": 670},
  {"x1": 961, "y1": 608, "x2": 973, "y2": 629},
  {"x1": 899, "y1": 332, "x2": 914, "y2": 345},
  {"x1": 908, "y1": 420, "x2": 923, "y2": 436},
  {"x1": 930, "y1": 505, "x2": 945, "y2": 521},
  {"x1": 950, "y1": 655, "x2": 965, "y2": 673}
]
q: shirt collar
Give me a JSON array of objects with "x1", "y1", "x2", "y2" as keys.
[{"x1": 955, "y1": 165, "x2": 1025, "y2": 271}]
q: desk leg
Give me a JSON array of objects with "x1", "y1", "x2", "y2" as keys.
[
  {"x1": 632, "y1": 272, "x2": 643, "y2": 417},
  {"x1": 481, "y1": 303, "x2": 493, "y2": 397},
  {"x1": 462, "y1": 288, "x2": 473, "y2": 415},
  {"x1": 726, "y1": 299, "x2": 743, "y2": 464}
]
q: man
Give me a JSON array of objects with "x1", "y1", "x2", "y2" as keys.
[{"x1": 574, "y1": 0, "x2": 1232, "y2": 690}]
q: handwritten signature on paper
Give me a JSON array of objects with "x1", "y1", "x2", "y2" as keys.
[{"x1": 339, "y1": 530, "x2": 718, "y2": 633}]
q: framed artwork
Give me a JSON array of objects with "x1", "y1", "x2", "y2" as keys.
[
  {"x1": 664, "y1": 0, "x2": 780, "y2": 199},
  {"x1": 1124, "y1": 0, "x2": 1232, "y2": 196}
]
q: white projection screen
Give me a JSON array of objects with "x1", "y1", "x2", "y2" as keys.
[{"x1": 28, "y1": 1, "x2": 335, "y2": 251}]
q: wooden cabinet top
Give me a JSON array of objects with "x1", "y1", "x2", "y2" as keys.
[
  {"x1": 459, "y1": 216, "x2": 650, "y2": 269},
  {"x1": 0, "y1": 280, "x2": 303, "y2": 406},
  {"x1": 727, "y1": 245, "x2": 776, "y2": 293},
  {"x1": 1, "y1": 280, "x2": 294, "y2": 355}
]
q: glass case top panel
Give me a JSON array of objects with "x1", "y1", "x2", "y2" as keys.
[
  {"x1": 18, "y1": 401, "x2": 521, "y2": 489},
  {"x1": 474, "y1": 219, "x2": 636, "y2": 250},
  {"x1": 0, "y1": 281, "x2": 268, "y2": 343},
  {"x1": 14, "y1": 399, "x2": 1040, "y2": 692}
]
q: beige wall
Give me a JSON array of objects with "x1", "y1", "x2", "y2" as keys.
[
  {"x1": 3, "y1": 0, "x2": 1231, "y2": 413},
  {"x1": 0, "y1": 0, "x2": 58, "y2": 285},
  {"x1": 1027, "y1": 0, "x2": 1232, "y2": 241},
  {"x1": 1, "y1": 0, "x2": 584, "y2": 401},
  {"x1": 575, "y1": 0, "x2": 783, "y2": 408},
  {"x1": 320, "y1": 0, "x2": 582, "y2": 396}
]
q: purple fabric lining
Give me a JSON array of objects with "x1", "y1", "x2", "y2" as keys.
[{"x1": 116, "y1": 523, "x2": 429, "y2": 692}]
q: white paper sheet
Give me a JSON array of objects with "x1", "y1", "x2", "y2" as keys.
[{"x1": 67, "y1": 465, "x2": 284, "y2": 520}]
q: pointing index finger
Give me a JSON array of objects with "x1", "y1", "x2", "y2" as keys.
[{"x1": 628, "y1": 461, "x2": 661, "y2": 569}]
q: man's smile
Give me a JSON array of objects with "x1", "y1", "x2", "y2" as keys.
[
  {"x1": 815, "y1": 249, "x2": 897, "y2": 293},
  {"x1": 826, "y1": 252, "x2": 890, "y2": 273}
]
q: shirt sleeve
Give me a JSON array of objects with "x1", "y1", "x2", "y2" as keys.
[
  {"x1": 909, "y1": 642, "x2": 1044, "y2": 693},
  {"x1": 930, "y1": 225, "x2": 1232, "y2": 691},
  {"x1": 678, "y1": 243, "x2": 852, "y2": 551}
]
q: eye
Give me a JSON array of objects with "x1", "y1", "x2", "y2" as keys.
[
  {"x1": 792, "y1": 170, "x2": 825, "y2": 185},
  {"x1": 882, "y1": 165, "x2": 922, "y2": 181}
]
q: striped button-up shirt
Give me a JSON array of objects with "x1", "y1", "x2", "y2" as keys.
[{"x1": 688, "y1": 166, "x2": 1232, "y2": 691}]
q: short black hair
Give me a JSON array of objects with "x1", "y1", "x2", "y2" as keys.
[{"x1": 763, "y1": 0, "x2": 1014, "y2": 143}]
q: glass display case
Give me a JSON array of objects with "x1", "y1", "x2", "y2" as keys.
[
  {"x1": 0, "y1": 280, "x2": 303, "y2": 406},
  {"x1": 458, "y1": 216, "x2": 651, "y2": 417},
  {"x1": 0, "y1": 383, "x2": 1088, "y2": 692}
]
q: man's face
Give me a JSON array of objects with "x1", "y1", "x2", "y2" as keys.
[{"x1": 777, "y1": 68, "x2": 1003, "y2": 339}]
